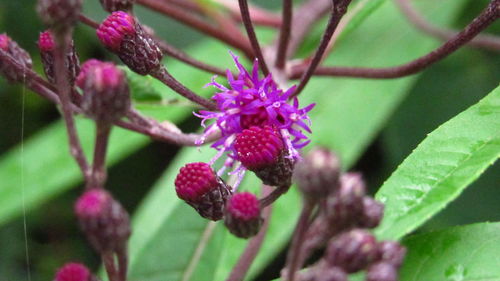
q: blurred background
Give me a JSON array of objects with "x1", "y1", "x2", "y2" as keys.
[{"x1": 0, "y1": 0, "x2": 498, "y2": 280}]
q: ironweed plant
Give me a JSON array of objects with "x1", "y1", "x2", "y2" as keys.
[{"x1": 0, "y1": 0, "x2": 499, "y2": 280}]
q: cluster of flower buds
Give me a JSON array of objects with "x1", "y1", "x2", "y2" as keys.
[
  {"x1": 53, "y1": 262, "x2": 99, "y2": 281},
  {"x1": 75, "y1": 189, "x2": 131, "y2": 255},
  {"x1": 99, "y1": 0, "x2": 135, "y2": 13},
  {"x1": 0, "y1": 33, "x2": 33, "y2": 83},
  {"x1": 301, "y1": 230, "x2": 405, "y2": 281},
  {"x1": 75, "y1": 59, "x2": 131, "y2": 122},
  {"x1": 97, "y1": 11, "x2": 163, "y2": 75},
  {"x1": 38, "y1": 30, "x2": 80, "y2": 85}
]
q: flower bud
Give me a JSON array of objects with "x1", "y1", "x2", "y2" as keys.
[
  {"x1": 325, "y1": 173, "x2": 366, "y2": 229},
  {"x1": 0, "y1": 33, "x2": 33, "y2": 83},
  {"x1": 234, "y1": 126, "x2": 294, "y2": 186},
  {"x1": 54, "y1": 262, "x2": 96, "y2": 281},
  {"x1": 38, "y1": 30, "x2": 80, "y2": 85},
  {"x1": 294, "y1": 147, "x2": 341, "y2": 199},
  {"x1": 97, "y1": 11, "x2": 163, "y2": 75},
  {"x1": 366, "y1": 262, "x2": 398, "y2": 281},
  {"x1": 75, "y1": 189, "x2": 131, "y2": 254},
  {"x1": 360, "y1": 197, "x2": 384, "y2": 229},
  {"x1": 377, "y1": 241, "x2": 406, "y2": 268},
  {"x1": 325, "y1": 229, "x2": 378, "y2": 273},
  {"x1": 37, "y1": 0, "x2": 82, "y2": 29},
  {"x1": 175, "y1": 162, "x2": 232, "y2": 221},
  {"x1": 77, "y1": 60, "x2": 130, "y2": 122},
  {"x1": 224, "y1": 192, "x2": 263, "y2": 238},
  {"x1": 100, "y1": 0, "x2": 135, "y2": 12}
]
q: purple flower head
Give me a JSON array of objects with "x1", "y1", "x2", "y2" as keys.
[{"x1": 196, "y1": 52, "x2": 315, "y2": 164}]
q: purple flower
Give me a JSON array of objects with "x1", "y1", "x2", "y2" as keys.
[{"x1": 196, "y1": 52, "x2": 315, "y2": 166}]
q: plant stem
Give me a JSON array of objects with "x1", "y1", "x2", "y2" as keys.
[
  {"x1": 284, "y1": 200, "x2": 315, "y2": 281},
  {"x1": 152, "y1": 67, "x2": 217, "y2": 110},
  {"x1": 136, "y1": 0, "x2": 254, "y2": 57},
  {"x1": 260, "y1": 185, "x2": 290, "y2": 208},
  {"x1": 292, "y1": 0, "x2": 353, "y2": 97},
  {"x1": 87, "y1": 123, "x2": 112, "y2": 189},
  {"x1": 117, "y1": 246, "x2": 128, "y2": 281},
  {"x1": 226, "y1": 185, "x2": 273, "y2": 281},
  {"x1": 215, "y1": 0, "x2": 282, "y2": 28},
  {"x1": 395, "y1": 0, "x2": 500, "y2": 52},
  {"x1": 275, "y1": 0, "x2": 293, "y2": 69},
  {"x1": 53, "y1": 29, "x2": 90, "y2": 180},
  {"x1": 102, "y1": 252, "x2": 119, "y2": 281},
  {"x1": 238, "y1": 0, "x2": 270, "y2": 75},
  {"x1": 290, "y1": 0, "x2": 500, "y2": 79}
]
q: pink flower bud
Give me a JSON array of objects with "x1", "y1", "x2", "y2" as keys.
[
  {"x1": 224, "y1": 192, "x2": 262, "y2": 238},
  {"x1": 175, "y1": 162, "x2": 231, "y2": 221},
  {"x1": 54, "y1": 262, "x2": 93, "y2": 281},
  {"x1": 0, "y1": 33, "x2": 33, "y2": 83}
]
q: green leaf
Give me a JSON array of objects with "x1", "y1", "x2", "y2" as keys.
[
  {"x1": 127, "y1": 0, "x2": 471, "y2": 280},
  {"x1": 400, "y1": 222, "x2": 500, "y2": 281},
  {"x1": 375, "y1": 85, "x2": 500, "y2": 240}
]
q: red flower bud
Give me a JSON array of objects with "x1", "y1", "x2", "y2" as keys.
[
  {"x1": 0, "y1": 33, "x2": 33, "y2": 83},
  {"x1": 175, "y1": 162, "x2": 231, "y2": 221},
  {"x1": 54, "y1": 262, "x2": 95, "y2": 281},
  {"x1": 234, "y1": 126, "x2": 294, "y2": 186},
  {"x1": 224, "y1": 192, "x2": 263, "y2": 238},
  {"x1": 97, "y1": 11, "x2": 163, "y2": 75},
  {"x1": 75, "y1": 189, "x2": 131, "y2": 254}
]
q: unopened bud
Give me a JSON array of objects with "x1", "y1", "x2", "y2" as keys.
[
  {"x1": 234, "y1": 126, "x2": 294, "y2": 186},
  {"x1": 175, "y1": 162, "x2": 232, "y2": 221},
  {"x1": 325, "y1": 229, "x2": 378, "y2": 273},
  {"x1": 325, "y1": 173, "x2": 366, "y2": 229},
  {"x1": 377, "y1": 241, "x2": 406, "y2": 268},
  {"x1": 366, "y1": 262, "x2": 398, "y2": 281},
  {"x1": 0, "y1": 33, "x2": 33, "y2": 83},
  {"x1": 54, "y1": 263, "x2": 96, "y2": 281},
  {"x1": 360, "y1": 197, "x2": 384, "y2": 229},
  {"x1": 100, "y1": 0, "x2": 135, "y2": 12},
  {"x1": 76, "y1": 60, "x2": 130, "y2": 122},
  {"x1": 75, "y1": 189, "x2": 131, "y2": 254},
  {"x1": 224, "y1": 192, "x2": 263, "y2": 238},
  {"x1": 38, "y1": 30, "x2": 80, "y2": 85},
  {"x1": 37, "y1": 0, "x2": 82, "y2": 29},
  {"x1": 294, "y1": 147, "x2": 341, "y2": 199},
  {"x1": 97, "y1": 11, "x2": 163, "y2": 75}
]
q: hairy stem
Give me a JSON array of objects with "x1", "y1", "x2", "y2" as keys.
[
  {"x1": 238, "y1": 0, "x2": 270, "y2": 75},
  {"x1": 152, "y1": 67, "x2": 217, "y2": 110},
  {"x1": 395, "y1": 0, "x2": 500, "y2": 52},
  {"x1": 292, "y1": 0, "x2": 353, "y2": 97},
  {"x1": 275, "y1": 0, "x2": 293, "y2": 69},
  {"x1": 53, "y1": 29, "x2": 90, "y2": 180},
  {"x1": 290, "y1": 0, "x2": 500, "y2": 79}
]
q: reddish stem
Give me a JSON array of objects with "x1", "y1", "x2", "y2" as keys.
[{"x1": 275, "y1": 0, "x2": 293, "y2": 69}]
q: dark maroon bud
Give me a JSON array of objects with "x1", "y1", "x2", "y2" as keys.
[
  {"x1": 377, "y1": 241, "x2": 406, "y2": 268},
  {"x1": 360, "y1": 197, "x2": 384, "y2": 229},
  {"x1": 0, "y1": 33, "x2": 33, "y2": 83},
  {"x1": 326, "y1": 173, "x2": 366, "y2": 228},
  {"x1": 325, "y1": 229, "x2": 379, "y2": 273},
  {"x1": 175, "y1": 162, "x2": 231, "y2": 221},
  {"x1": 224, "y1": 192, "x2": 263, "y2": 238},
  {"x1": 234, "y1": 126, "x2": 294, "y2": 186},
  {"x1": 76, "y1": 60, "x2": 130, "y2": 122},
  {"x1": 54, "y1": 262, "x2": 97, "y2": 281},
  {"x1": 96, "y1": 11, "x2": 163, "y2": 75},
  {"x1": 37, "y1": 0, "x2": 82, "y2": 29},
  {"x1": 75, "y1": 189, "x2": 131, "y2": 254},
  {"x1": 38, "y1": 30, "x2": 80, "y2": 85},
  {"x1": 100, "y1": 0, "x2": 135, "y2": 12},
  {"x1": 294, "y1": 147, "x2": 341, "y2": 199},
  {"x1": 366, "y1": 262, "x2": 398, "y2": 281}
]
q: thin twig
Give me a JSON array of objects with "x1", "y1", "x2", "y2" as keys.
[
  {"x1": 292, "y1": 0, "x2": 353, "y2": 97},
  {"x1": 136, "y1": 0, "x2": 254, "y2": 57},
  {"x1": 215, "y1": 0, "x2": 282, "y2": 28},
  {"x1": 53, "y1": 29, "x2": 90, "y2": 179},
  {"x1": 102, "y1": 252, "x2": 119, "y2": 281},
  {"x1": 151, "y1": 67, "x2": 217, "y2": 110},
  {"x1": 395, "y1": 0, "x2": 500, "y2": 52},
  {"x1": 117, "y1": 246, "x2": 128, "y2": 281},
  {"x1": 275, "y1": 0, "x2": 293, "y2": 69},
  {"x1": 260, "y1": 185, "x2": 290, "y2": 208},
  {"x1": 87, "y1": 123, "x2": 112, "y2": 189},
  {"x1": 238, "y1": 0, "x2": 270, "y2": 75},
  {"x1": 290, "y1": 0, "x2": 500, "y2": 79},
  {"x1": 226, "y1": 185, "x2": 273, "y2": 281}
]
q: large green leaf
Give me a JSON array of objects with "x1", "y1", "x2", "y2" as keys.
[
  {"x1": 400, "y1": 223, "x2": 500, "y2": 281},
  {"x1": 375, "y1": 85, "x2": 500, "y2": 240},
  {"x1": 127, "y1": 0, "x2": 471, "y2": 280}
]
